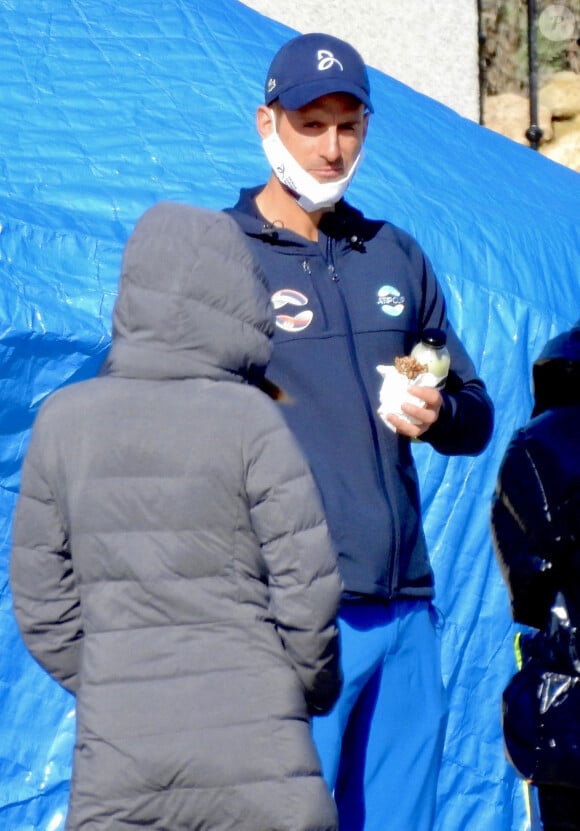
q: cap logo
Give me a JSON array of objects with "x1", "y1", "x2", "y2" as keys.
[
  {"x1": 267, "y1": 78, "x2": 277, "y2": 93},
  {"x1": 317, "y1": 50, "x2": 343, "y2": 72}
]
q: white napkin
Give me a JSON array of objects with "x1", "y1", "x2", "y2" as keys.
[{"x1": 376, "y1": 365, "x2": 440, "y2": 432}]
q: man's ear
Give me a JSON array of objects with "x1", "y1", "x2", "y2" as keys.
[
  {"x1": 362, "y1": 111, "x2": 370, "y2": 142},
  {"x1": 256, "y1": 105, "x2": 275, "y2": 139}
]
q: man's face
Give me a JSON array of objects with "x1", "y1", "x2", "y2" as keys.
[{"x1": 274, "y1": 93, "x2": 368, "y2": 182}]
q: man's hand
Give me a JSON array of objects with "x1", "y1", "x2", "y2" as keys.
[{"x1": 386, "y1": 386, "x2": 443, "y2": 438}]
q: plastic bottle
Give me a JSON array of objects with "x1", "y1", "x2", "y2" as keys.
[{"x1": 410, "y1": 328, "x2": 450, "y2": 388}]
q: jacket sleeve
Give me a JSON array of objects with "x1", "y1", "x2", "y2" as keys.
[
  {"x1": 411, "y1": 249, "x2": 494, "y2": 456},
  {"x1": 10, "y1": 407, "x2": 82, "y2": 693},
  {"x1": 423, "y1": 370, "x2": 494, "y2": 457},
  {"x1": 243, "y1": 394, "x2": 343, "y2": 715},
  {"x1": 490, "y1": 431, "x2": 557, "y2": 629}
]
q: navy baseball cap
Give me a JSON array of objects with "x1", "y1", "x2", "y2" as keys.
[{"x1": 264, "y1": 33, "x2": 374, "y2": 113}]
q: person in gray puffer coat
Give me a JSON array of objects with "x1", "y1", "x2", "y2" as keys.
[{"x1": 10, "y1": 201, "x2": 342, "y2": 831}]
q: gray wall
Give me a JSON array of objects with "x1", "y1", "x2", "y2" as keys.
[{"x1": 238, "y1": 0, "x2": 480, "y2": 120}]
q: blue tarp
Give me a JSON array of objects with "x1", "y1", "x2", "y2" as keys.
[{"x1": 1, "y1": 1, "x2": 578, "y2": 829}]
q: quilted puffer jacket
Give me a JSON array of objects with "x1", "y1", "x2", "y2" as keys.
[
  {"x1": 10, "y1": 202, "x2": 342, "y2": 831},
  {"x1": 491, "y1": 324, "x2": 580, "y2": 798},
  {"x1": 491, "y1": 321, "x2": 580, "y2": 629}
]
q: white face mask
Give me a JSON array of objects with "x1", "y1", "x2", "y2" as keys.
[{"x1": 261, "y1": 109, "x2": 363, "y2": 213}]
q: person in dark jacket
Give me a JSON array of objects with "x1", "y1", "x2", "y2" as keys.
[
  {"x1": 9, "y1": 202, "x2": 343, "y2": 831},
  {"x1": 225, "y1": 32, "x2": 494, "y2": 831},
  {"x1": 491, "y1": 321, "x2": 580, "y2": 831}
]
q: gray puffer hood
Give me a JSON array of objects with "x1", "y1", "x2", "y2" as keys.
[{"x1": 102, "y1": 201, "x2": 275, "y2": 383}]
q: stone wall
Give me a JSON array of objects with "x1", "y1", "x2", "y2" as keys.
[
  {"x1": 480, "y1": 0, "x2": 579, "y2": 94},
  {"x1": 481, "y1": 1, "x2": 580, "y2": 172},
  {"x1": 485, "y1": 70, "x2": 580, "y2": 171}
]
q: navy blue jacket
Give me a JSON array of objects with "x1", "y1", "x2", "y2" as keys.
[{"x1": 226, "y1": 188, "x2": 494, "y2": 600}]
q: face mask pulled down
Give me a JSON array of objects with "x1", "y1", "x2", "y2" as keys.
[{"x1": 262, "y1": 110, "x2": 363, "y2": 213}]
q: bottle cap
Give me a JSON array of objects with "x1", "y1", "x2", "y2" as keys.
[{"x1": 420, "y1": 328, "x2": 447, "y2": 348}]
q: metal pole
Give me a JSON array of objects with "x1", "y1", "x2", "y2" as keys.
[
  {"x1": 477, "y1": 0, "x2": 487, "y2": 126},
  {"x1": 525, "y1": 0, "x2": 543, "y2": 149}
]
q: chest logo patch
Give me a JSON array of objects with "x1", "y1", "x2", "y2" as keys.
[
  {"x1": 377, "y1": 285, "x2": 405, "y2": 318},
  {"x1": 271, "y1": 289, "x2": 313, "y2": 332}
]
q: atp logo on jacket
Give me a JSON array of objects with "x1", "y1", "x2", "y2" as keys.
[{"x1": 377, "y1": 285, "x2": 405, "y2": 317}]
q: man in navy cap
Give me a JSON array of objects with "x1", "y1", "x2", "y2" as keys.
[{"x1": 226, "y1": 32, "x2": 494, "y2": 831}]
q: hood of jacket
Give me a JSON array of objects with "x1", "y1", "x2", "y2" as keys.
[
  {"x1": 532, "y1": 320, "x2": 580, "y2": 416},
  {"x1": 102, "y1": 201, "x2": 275, "y2": 383},
  {"x1": 535, "y1": 320, "x2": 580, "y2": 365}
]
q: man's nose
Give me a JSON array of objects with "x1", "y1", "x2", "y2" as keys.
[{"x1": 321, "y1": 127, "x2": 341, "y2": 161}]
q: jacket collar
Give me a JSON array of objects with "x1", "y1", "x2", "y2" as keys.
[{"x1": 230, "y1": 186, "x2": 370, "y2": 251}]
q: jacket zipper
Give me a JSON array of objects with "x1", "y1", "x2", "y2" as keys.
[
  {"x1": 324, "y1": 234, "x2": 400, "y2": 596},
  {"x1": 300, "y1": 257, "x2": 328, "y2": 329}
]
